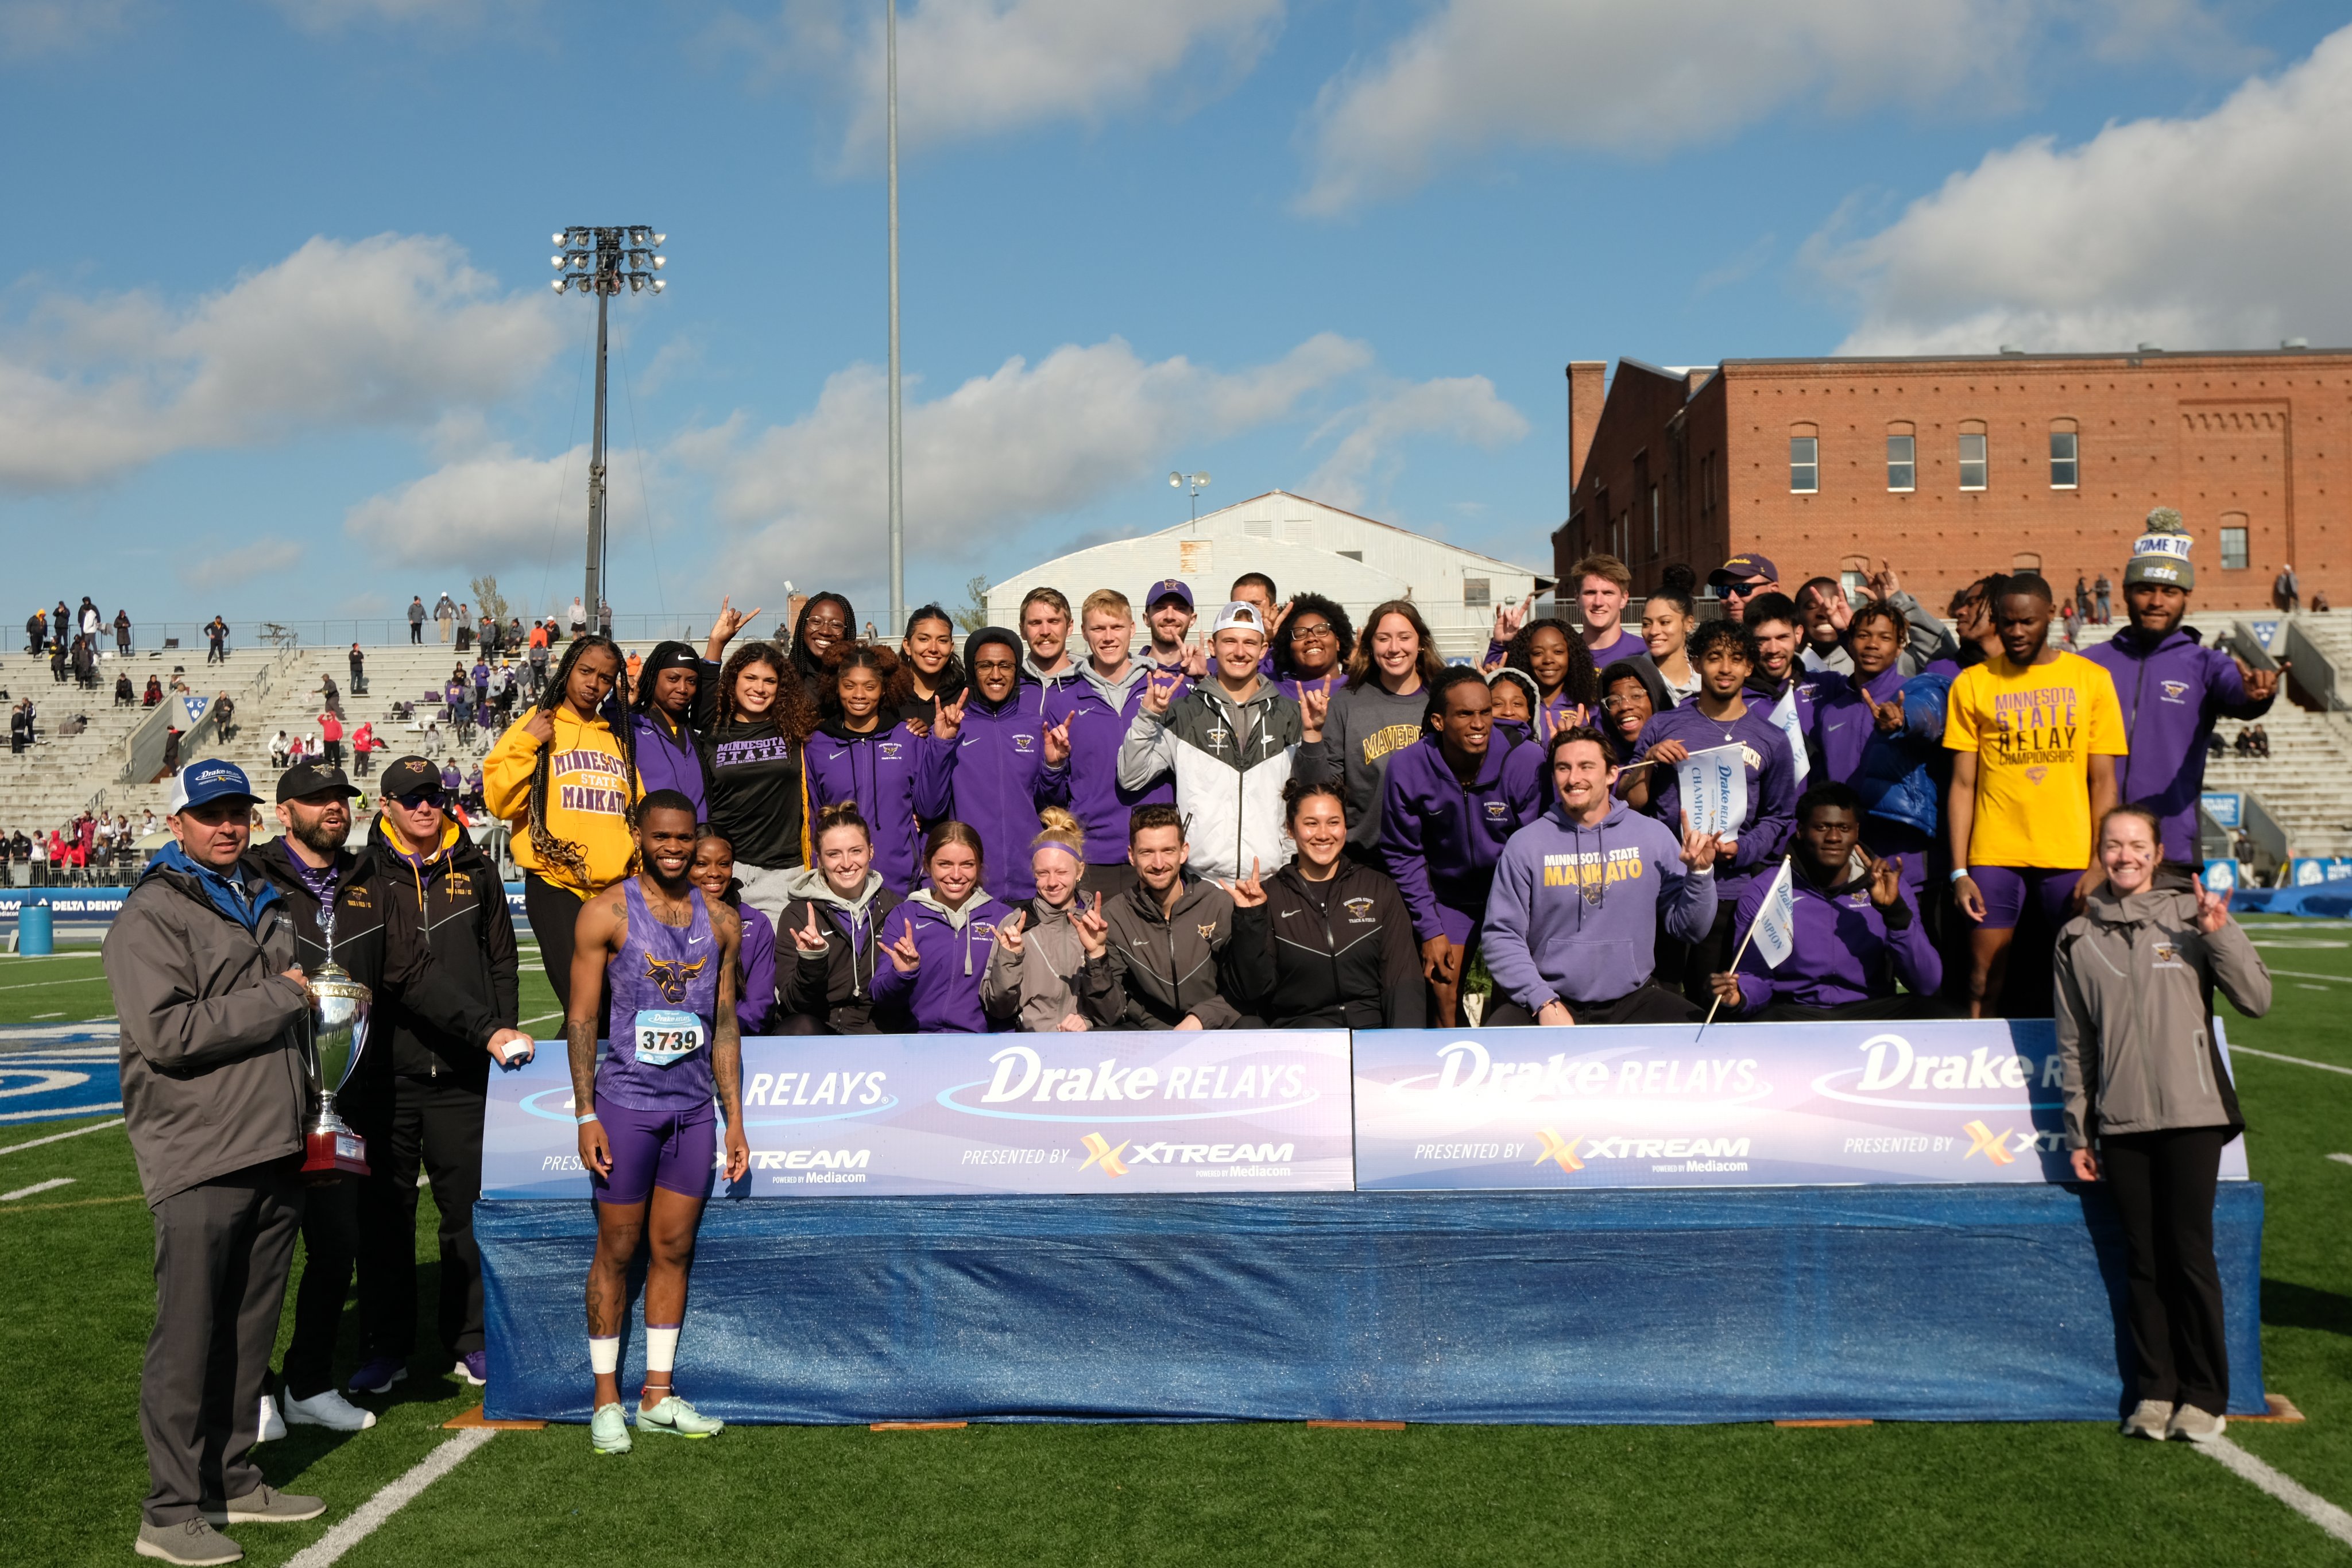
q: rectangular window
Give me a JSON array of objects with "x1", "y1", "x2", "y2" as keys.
[
  {"x1": 1841, "y1": 570, "x2": 1869, "y2": 599},
  {"x1": 2051, "y1": 431, "x2": 2079, "y2": 487},
  {"x1": 1958, "y1": 432, "x2": 1987, "y2": 490},
  {"x1": 2221, "y1": 528, "x2": 2249, "y2": 571},
  {"x1": 1244, "y1": 517, "x2": 1273, "y2": 538},
  {"x1": 1649, "y1": 485, "x2": 1661, "y2": 556},
  {"x1": 1886, "y1": 435, "x2": 1916, "y2": 491},
  {"x1": 1463, "y1": 577, "x2": 1491, "y2": 607},
  {"x1": 1790, "y1": 437, "x2": 1818, "y2": 493}
]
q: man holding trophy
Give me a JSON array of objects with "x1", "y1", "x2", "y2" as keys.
[{"x1": 107, "y1": 760, "x2": 331, "y2": 1566}]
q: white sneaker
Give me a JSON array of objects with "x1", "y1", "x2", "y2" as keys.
[
  {"x1": 283, "y1": 1388, "x2": 378, "y2": 1431},
  {"x1": 257, "y1": 1393, "x2": 286, "y2": 1443}
]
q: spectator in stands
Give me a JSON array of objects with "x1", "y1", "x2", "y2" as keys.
[
  {"x1": 49, "y1": 638, "x2": 66, "y2": 683},
  {"x1": 2057, "y1": 803, "x2": 2270, "y2": 1443},
  {"x1": 434, "y1": 592, "x2": 457, "y2": 642},
  {"x1": 349, "y1": 643, "x2": 366, "y2": 693},
  {"x1": 454, "y1": 604, "x2": 473, "y2": 653},
  {"x1": 9, "y1": 700, "x2": 29, "y2": 753},
  {"x1": 2273, "y1": 564, "x2": 2300, "y2": 614},
  {"x1": 2061, "y1": 598, "x2": 2082, "y2": 647},
  {"x1": 318, "y1": 708, "x2": 343, "y2": 769},
  {"x1": 2084, "y1": 512, "x2": 2278, "y2": 888},
  {"x1": 25, "y1": 608, "x2": 44, "y2": 655},
  {"x1": 408, "y1": 596, "x2": 426, "y2": 644},
  {"x1": 213, "y1": 693, "x2": 236, "y2": 744},
  {"x1": 161, "y1": 726, "x2": 181, "y2": 776},
  {"x1": 446, "y1": 667, "x2": 472, "y2": 731},
  {"x1": 1482, "y1": 726, "x2": 1720, "y2": 1025},
  {"x1": 143, "y1": 675, "x2": 163, "y2": 707},
  {"x1": 527, "y1": 619, "x2": 552, "y2": 698},
  {"x1": 270, "y1": 731, "x2": 289, "y2": 768},
  {"x1": 1228, "y1": 778, "x2": 1424, "y2": 1031},
  {"x1": 114, "y1": 607, "x2": 131, "y2": 655},
  {"x1": 72, "y1": 634, "x2": 96, "y2": 689},
  {"x1": 624, "y1": 648, "x2": 643, "y2": 692},
  {"x1": 477, "y1": 610, "x2": 497, "y2": 653},
  {"x1": 51, "y1": 600, "x2": 68, "y2": 647},
  {"x1": 471, "y1": 656, "x2": 491, "y2": 714},
  {"x1": 566, "y1": 595, "x2": 585, "y2": 636},
  {"x1": 2095, "y1": 572, "x2": 2114, "y2": 624},
  {"x1": 1710, "y1": 783, "x2": 1944, "y2": 1020},
  {"x1": 350, "y1": 720, "x2": 377, "y2": 778},
  {"x1": 1946, "y1": 573, "x2": 2126, "y2": 1017},
  {"x1": 2315, "y1": 590, "x2": 2334, "y2": 614},
  {"x1": 2251, "y1": 724, "x2": 2270, "y2": 758},
  {"x1": 29, "y1": 829, "x2": 47, "y2": 885},
  {"x1": 80, "y1": 597, "x2": 100, "y2": 656},
  {"x1": 1708, "y1": 552, "x2": 1781, "y2": 624},
  {"x1": 114, "y1": 673, "x2": 134, "y2": 707},
  {"x1": 506, "y1": 615, "x2": 525, "y2": 655},
  {"x1": 597, "y1": 599, "x2": 612, "y2": 639},
  {"x1": 205, "y1": 615, "x2": 229, "y2": 664},
  {"x1": 2074, "y1": 574, "x2": 2093, "y2": 625},
  {"x1": 1070, "y1": 804, "x2": 1249, "y2": 1031}
]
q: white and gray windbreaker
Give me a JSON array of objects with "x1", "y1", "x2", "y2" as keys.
[{"x1": 1114, "y1": 681, "x2": 1302, "y2": 881}]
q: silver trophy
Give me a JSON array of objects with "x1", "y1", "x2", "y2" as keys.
[{"x1": 300, "y1": 906, "x2": 373, "y2": 1176}]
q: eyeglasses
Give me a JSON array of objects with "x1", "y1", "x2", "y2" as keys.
[{"x1": 1290, "y1": 622, "x2": 1336, "y2": 641}]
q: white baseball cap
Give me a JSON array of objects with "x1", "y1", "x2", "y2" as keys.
[{"x1": 1210, "y1": 601, "x2": 1264, "y2": 636}]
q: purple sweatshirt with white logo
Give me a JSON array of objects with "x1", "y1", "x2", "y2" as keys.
[
  {"x1": 1040, "y1": 660, "x2": 1171, "y2": 868},
  {"x1": 869, "y1": 887, "x2": 1014, "y2": 1033},
  {"x1": 1376, "y1": 732, "x2": 1550, "y2": 945},
  {"x1": 2083, "y1": 625, "x2": 2272, "y2": 861},
  {"x1": 1481, "y1": 799, "x2": 1719, "y2": 1010},
  {"x1": 804, "y1": 717, "x2": 953, "y2": 892},
  {"x1": 1730, "y1": 865, "x2": 1940, "y2": 1011},
  {"x1": 1633, "y1": 699, "x2": 1797, "y2": 904},
  {"x1": 927, "y1": 682, "x2": 1068, "y2": 903}
]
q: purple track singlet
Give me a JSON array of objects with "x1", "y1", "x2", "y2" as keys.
[{"x1": 594, "y1": 879, "x2": 720, "y2": 1113}]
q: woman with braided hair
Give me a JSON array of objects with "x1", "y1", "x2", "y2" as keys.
[{"x1": 485, "y1": 634, "x2": 640, "y2": 1010}]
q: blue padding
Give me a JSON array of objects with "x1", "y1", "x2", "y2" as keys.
[
  {"x1": 2231, "y1": 886, "x2": 2352, "y2": 917},
  {"x1": 480, "y1": 1184, "x2": 2265, "y2": 1425}
]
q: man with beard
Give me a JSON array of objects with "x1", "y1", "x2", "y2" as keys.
[{"x1": 568, "y1": 791, "x2": 749, "y2": 1453}]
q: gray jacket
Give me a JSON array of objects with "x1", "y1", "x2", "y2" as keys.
[
  {"x1": 1295, "y1": 679, "x2": 1429, "y2": 849},
  {"x1": 980, "y1": 900, "x2": 1088, "y2": 1031},
  {"x1": 106, "y1": 858, "x2": 311, "y2": 1205},
  {"x1": 2055, "y1": 886, "x2": 2270, "y2": 1146}
]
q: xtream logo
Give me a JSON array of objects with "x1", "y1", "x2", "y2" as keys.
[{"x1": 1078, "y1": 1131, "x2": 1295, "y2": 1178}]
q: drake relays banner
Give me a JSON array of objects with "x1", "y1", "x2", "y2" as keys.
[
  {"x1": 1352, "y1": 1020, "x2": 2250, "y2": 1190},
  {"x1": 479, "y1": 1029, "x2": 1354, "y2": 1198}
]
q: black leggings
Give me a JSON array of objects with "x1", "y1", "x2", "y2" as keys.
[
  {"x1": 524, "y1": 873, "x2": 589, "y2": 1015},
  {"x1": 2102, "y1": 1125, "x2": 2233, "y2": 1414}
]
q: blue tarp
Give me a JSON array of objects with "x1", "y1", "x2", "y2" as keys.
[
  {"x1": 2232, "y1": 885, "x2": 2352, "y2": 918},
  {"x1": 479, "y1": 1183, "x2": 2265, "y2": 1425}
]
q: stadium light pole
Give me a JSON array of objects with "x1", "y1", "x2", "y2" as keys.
[
  {"x1": 553, "y1": 226, "x2": 666, "y2": 629},
  {"x1": 1171, "y1": 470, "x2": 1210, "y2": 528},
  {"x1": 887, "y1": 0, "x2": 904, "y2": 639}
]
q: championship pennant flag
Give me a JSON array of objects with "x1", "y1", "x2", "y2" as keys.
[
  {"x1": 1747, "y1": 856, "x2": 1798, "y2": 970},
  {"x1": 1674, "y1": 742, "x2": 1748, "y2": 839},
  {"x1": 1767, "y1": 686, "x2": 1809, "y2": 787}
]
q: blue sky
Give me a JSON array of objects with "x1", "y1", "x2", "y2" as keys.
[{"x1": 3, "y1": 0, "x2": 2347, "y2": 637}]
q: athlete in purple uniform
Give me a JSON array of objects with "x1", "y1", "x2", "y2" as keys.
[{"x1": 566, "y1": 791, "x2": 748, "y2": 1455}]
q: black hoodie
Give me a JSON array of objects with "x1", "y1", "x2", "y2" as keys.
[
  {"x1": 1225, "y1": 858, "x2": 1425, "y2": 1029},
  {"x1": 366, "y1": 814, "x2": 520, "y2": 1086}
]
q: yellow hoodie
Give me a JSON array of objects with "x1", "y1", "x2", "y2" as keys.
[{"x1": 483, "y1": 706, "x2": 636, "y2": 897}]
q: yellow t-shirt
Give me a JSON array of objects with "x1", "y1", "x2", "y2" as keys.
[{"x1": 1943, "y1": 651, "x2": 2127, "y2": 869}]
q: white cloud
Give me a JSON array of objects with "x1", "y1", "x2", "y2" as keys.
[
  {"x1": 1823, "y1": 25, "x2": 2352, "y2": 354},
  {"x1": 0, "y1": 233, "x2": 562, "y2": 492},
  {"x1": 181, "y1": 538, "x2": 306, "y2": 593},
  {"x1": 1303, "y1": 375, "x2": 1527, "y2": 512},
  {"x1": 343, "y1": 444, "x2": 590, "y2": 566},
  {"x1": 715, "y1": 0, "x2": 1281, "y2": 155},
  {"x1": 1294, "y1": 0, "x2": 2234, "y2": 215},
  {"x1": 0, "y1": 0, "x2": 136, "y2": 59}
]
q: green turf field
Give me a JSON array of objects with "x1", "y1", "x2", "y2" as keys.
[{"x1": 6, "y1": 922, "x2": 2351, "y2": 1565}]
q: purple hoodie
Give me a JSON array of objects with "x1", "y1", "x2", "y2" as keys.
[
  {"x1": 804, "y1": 718, "x2": 953, "y2": 892},
  {"x1": 1803, "y1": 665, "x2": 1901, "y2": 787},
  {"x1": 1376, "y1": 731, "x2": 1550, "y2": 945},
  {"x1": 735, "y1": 899, "x2": 777, "y2": 1036},
  {"x1": 632, "y1": 711, "x2": 707, "y2": 821},
  {"x1": 2084, "y1": 625, "x2": 2272, "y2": 861},
  {"x1": 1730, "y1": 864, "x2": 1940, "y2": 1011},
  {"x1": 1482, "y1": 797, "x2": 1719, "y2": 1011},
  {"x1": 927, "y1": 681, "x2": 1068, "y2": 902},
  {"x1": 869, "y1": 888, "x2": 1015, "y2": 1032},
  {"x1": 1633, "y1": 698, "x2": 1798, "y2": 903},
  {"x1": 1041, "y1": 659, "x2": 1171, "y2": 868}
]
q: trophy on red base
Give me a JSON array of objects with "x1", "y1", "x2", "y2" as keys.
[{"x1": 300, "y1": 907, "x2": 372, "y2": 1176}]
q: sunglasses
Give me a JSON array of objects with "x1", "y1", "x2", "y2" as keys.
[{"x1": 393, "y1": 789, "x2": 447, "y2": 810}]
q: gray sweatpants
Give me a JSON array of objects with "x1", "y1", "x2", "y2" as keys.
[{"x1": 142, "y1": 1160, "x2": 304, "y2": 1526}]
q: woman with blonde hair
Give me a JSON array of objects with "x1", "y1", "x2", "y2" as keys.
[
  {"x1": 981, "y1": 807, "x2": 1092, "y2": 1031},
  {"x1": 1297, "y1": 598, "x2": 1445, "y2": 858},
  {"x1": 2057, "y1": 804, "x2": 2269, "y2": 1443}
]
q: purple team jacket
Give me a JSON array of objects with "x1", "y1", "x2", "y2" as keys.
[
  {"x1": 804, "y1": 718, "x2": 953, "y2": 892},
  {"x1": 1041, "y1": 660, "x2": 1173, "y2": 867},
  {"x1": 870, "y1": 888, "x2": 1014, "y2": 1033},
  {"x1": 632, "y1": 711, "x2": 707, "y2": 822},
  {"x1": 1376, "y1": 733, "x2": 1550, "y2": 945},
  {"x1": 2083, "y1": 626, "x2": 2270, "y2": 862},
  {"x1": 735, "y1": 900, "x2": 777, "y2": 1037},
  {"x1": 927, "y1": 682, "x2": 1068, "y2": 902},
  {"x1": 1804, "y1": 665, "x2": 1902, "y2": 788},
  {"x1": 1730, "y1": 867, "x2": 1941, "y2": 1011},
  {"x1": 1634, "y1": 699, "x2": 1798, "y2": 904}
]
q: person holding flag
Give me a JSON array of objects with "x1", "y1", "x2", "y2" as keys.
[{"x1": 1708, "y1": 783, "x2": 1946, "y2": 1021}]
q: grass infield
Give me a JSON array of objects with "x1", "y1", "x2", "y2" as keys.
[{"x1": 4, "y1": 920, "x2": 2351, "y2": 1563}]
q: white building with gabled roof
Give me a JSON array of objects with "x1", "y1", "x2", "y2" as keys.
[{"x1": 985, "y1": 490, "x2": 1549, "y2": 659}]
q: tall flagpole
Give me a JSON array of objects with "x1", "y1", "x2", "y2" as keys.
[{"x1": 886, "y1": 0, "x2": 904, "y2": 636}]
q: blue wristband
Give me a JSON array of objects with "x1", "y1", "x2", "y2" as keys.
[
  {"x1": 1949, "y1": 868, "x2": 1972, "y2": 883},
  {"x1": 576, "y1": 1112, "x2": 598, "y2": 1126}
]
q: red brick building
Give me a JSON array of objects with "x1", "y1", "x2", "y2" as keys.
[{"x1": 1553, "y1": 349, "x2": 2350, "y2": 611}]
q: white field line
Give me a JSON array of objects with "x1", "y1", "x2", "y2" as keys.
[
  {"x1": 282, "y1": 1426, "x2": 498, "y2": 1568},
  {"x1": 2233, "y1": 1046, "x2": 2352, "y2": 1079},
  {"x1": 2266, "y1": 968, "x2": 2352, "y2": 985},
  {"x1": 1, "y1": 1176, "x2": 73, "y2": 1201},
  {"x1": 2328, "y1": 1153, "x2": 2352, "y2": 1167},
  {"x1": 0, "y1": 1100, "x2": 121, "y2": 1122},
  {"x1": 0, "y1": 1117, "x2": 122, "y2": 1153},
  {"x1": 0, "y1": 973, "x2": 115, "y2": 992},
  {"x1": 519, "y1": 1011, "x2": 563, "y2": 1027},
  {"x1": 2199, "y1": 1437, "x2": 2352, "y2": 1547}
]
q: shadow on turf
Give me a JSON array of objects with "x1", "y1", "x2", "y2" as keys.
[{"x1": 2261, "y1": 1277, "x2": 2352, "y2": 1337}]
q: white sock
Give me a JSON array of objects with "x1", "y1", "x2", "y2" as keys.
[
  {"x1": 645, "y1": 1325, "x2": 679, "y2": 1376},
  {"x1": 589, "y1": 1335, "x2": 620, "y2": 1375}
]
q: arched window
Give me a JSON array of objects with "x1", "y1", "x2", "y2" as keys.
[
  {"x1": 2012, "y1": 551, "x2": 2042, "y2": 574},
  {"x1": 1789, "y1": 423, "x2": 1819, "y2": 493},
  {"x1": 2218, "y1": 512, "x2": 2250, "y2": 571}
]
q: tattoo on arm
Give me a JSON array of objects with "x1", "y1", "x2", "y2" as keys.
[{"x1": 713, "y1": 913, "x2": 742, "y2": 1124}]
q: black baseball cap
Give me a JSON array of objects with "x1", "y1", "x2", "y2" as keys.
[
  {"x1": 274, "y1": 762, "x2": 360, "y2": 803},
  {"x1": 380, "y1": 757, "x2": 446, "y2": 800}
]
